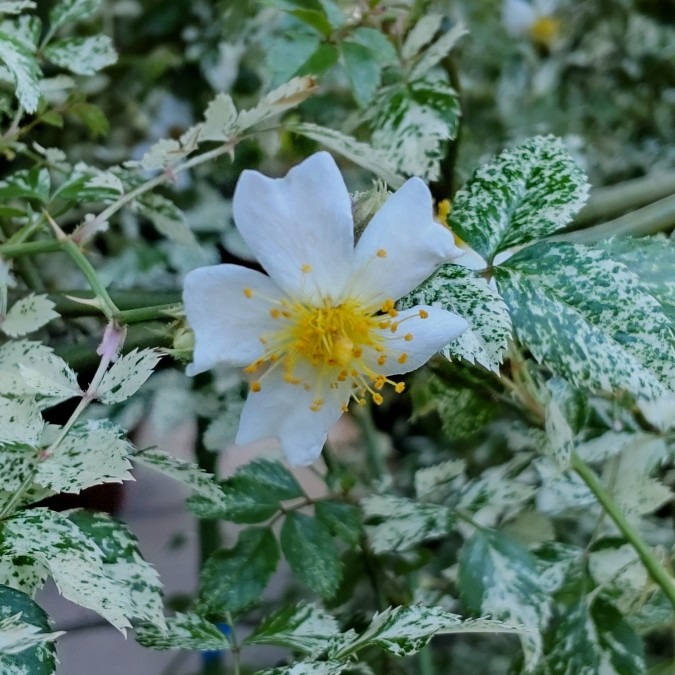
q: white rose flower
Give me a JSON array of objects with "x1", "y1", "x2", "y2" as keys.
[{"x1": 183, "y1": 152, "x2": 468, "y2": 466}]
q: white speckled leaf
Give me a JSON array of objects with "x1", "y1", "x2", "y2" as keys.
[
  {"x1": 43, "y1": 35, "x2": 116, "y2": 75},
  {"x1": 0, "y1": 2, "x2": 36, "y2": 15},
  {"x1": 133, "y1": 193, "x2": 197, "y2": 246},
  {"x1": 414, "y1": 459, "x2": 465, "y2": 501},
  {"x1": 97, "y1": 348, "x2": 162, "y2": 404},
  {"x1": 496, "y1": 242, "x2": 675, "y2": 399},
  {"x1": 0, "y1": 396, "x2": 42, "y2": 446},
  {"x1": 35, "y1": 420, "x2": 134, "y2": 494},
  {"x1": 1, "y1": 295, "x2": 58, "y2": 338},
  {"x1": 245, "y1": 602, "x2": 339, "y2": 657},
  {"x1": 201, "y1": 92, "x2": 237, "y2": 142},
  {"x1": 400, "y1": 264, "x2": 512, "y2": 372},
  {"x1": 371, "y1": 77, "x2": 460, "y2": 181},
  {"x1": 0, "y1": 556, "x2": 48, "y2": 596},
  {"x1": 0, "y1": 340, "x2": 80, "y2": 402},
  {"x1": 459, "y1": 529, "x2": 550, "y2": 671},
  {"x1": 49, "y1": 0, "x2": 101, "y2": 32},
  {"x1": 135, "y1": 612, "x2": 228, "y2": 650},
  {"x1": 409, "y1": 22, "x2": 467, "y2": 79},
  {"x1": 0, "y1": 614, "x2": 62, "y2": 655},
  {"x1": 332, "y1": 605, "x2": 529, "y2": 659},
  {"x1": 67, "y1": 510, "x2": 165, "y2": 629},
  {"x1": 0, "y1": 444, "x2": 38, "y2": 495},
  {"x1": 0, "y1": 32, "x2": 41, "y2": 112},
  {"x1": 401, "y1": 14, "x2": 443, "y2": 60},
  {"x1": 544, "y1": 397, "x2": 574, "y2": 469},
  {"x1": 258, "y1": 663, "x2": 349, "y2": 675},
  {"x1": 451, "y1": 136, "x2": 590, "y2": 261},
  {"x1": 132, "y1": 447, "x2": 225, "y2": 503},
  {"x1": 1, "y1": 509, "x2": 141, "y2": 630},
  {"x1": 362, "y1": 495, "x2": 452, "y2": 553},
  {"x1": 291, "y1": 122, "x2": 404, "y2": 188}
]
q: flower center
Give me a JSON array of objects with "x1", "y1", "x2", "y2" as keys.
[
  {"x1": 243, "y1": 290, "x2": 412, "y2": 410},
  {"x1": 529, "y1": 15, "x2": 560, "y2": 47}
]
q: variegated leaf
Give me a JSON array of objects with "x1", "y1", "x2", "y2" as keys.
[
  {"x1": 400, "y1": 264, "x2": 512, "y2": 372},
  {"x1": 0, "y1": 614, "x2": 62, "y2": 656},
  {"x1": 362, "y1": 495, "x2": 452, "y2": 553},
  {"x1": 496, "y1": 242, "x2": 675, "y2": 399},
  {"x1": 371, "y1": 77, "x2": 460, "y2": 181},
  {"x1": 135, "y1": 612, "x2": 228, "y2": 651},
  {"x1": 245, "y1": 602, "x2": 339, "y2": 657},
  {"x1": 35, "y1": 420, "x2": 134, "y2": 494},
  {"x1": 459, "y1": 529, "x2": 550, "y2": 671},
  {"x1": 43, "y1": 34, "x2": 116, "y2": 75},
  {"x1": 96, "y1": 348, "x2": 162, "y2": 404},
  {"x1": 1, "y1": 295, "x2": 58, "y2": 338},
  {"x1": 451, "y1": 136, "x2": 589, "y2": 261},
  {"x1": 0, "y1": 396, "x2": 42, "y2": 446},
  {"x1": 0, "y1": 31, "x2": 41, "y2": 112},
  {"x1": 0, "y1": 340, "x2": 80, "y2": 401},
  {"x1": 49, "y1": 0, "x2": 101, "y2": 32}
]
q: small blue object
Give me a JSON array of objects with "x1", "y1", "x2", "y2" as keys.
[{"x1": 201, "y1": 623, "x2": 232, "y2": 666}]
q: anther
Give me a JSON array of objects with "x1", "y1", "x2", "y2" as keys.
[
  {"x1": 404, "y1": 333, "x2": 413, "y2": 341},
  {"x1": 301, "y1": 264, "x2": 312, "y2": 273},
  {"x1": 419, "y1": 309, "x2": 429, "y2": 319},
  {"x1": 377, "y1": 354, "x2": 387, "y2": 366},
  {"x1": 394, "y1": 382, "x2": 406, "y2": 394},
  {"x1": 243, "y1": 287, "x2": 253, "y2": 298},
  {"x1": 251, "y1": 381, "x2": 262, "y2": 392},
  {"x1": 398, "y1": 353, "x2": 408, "y2": 364},
  {"x1": 377, "y1": 249, "x2": 387, "y2": 258},
  {"x1": 270, "y1": 308, "x2": 281, "y2": 319},
  {"x1": 372, "y1": 393, "x2": 384, "y2": 405}
]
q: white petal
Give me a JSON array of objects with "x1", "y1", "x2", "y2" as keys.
[
  {"x1": 236, "y1": 366, "x2": 350, "y2": 466},
  {"x1": 502, "y1": 0, "x2": 536, "y2": 35},
  {"x1": 351, "y1": 178, "x2": 462, "y2": 307},
  {"x1": 376, "y1": 305, "x2": 468, "y2": 375},
  {"x1": 183, "y1": 264, "x2": 284, "y2": 376},
  {"x1": 232, "y1": 152, "x2": 354, "y2": 302}
]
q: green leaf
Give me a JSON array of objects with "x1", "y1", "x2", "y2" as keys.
[
  {"x1": 289, "y1": 8, "x2": 332, "y2": 37},
  {"x1": 450, "y1": 136, "x2": 590, "y2": 261},
  {"x1": 35, "y1": 420, "x2": 134, "y2": 494},
  {"x1": 410, "y1": 375, "x2": 498, "y2": 439},
  {"x1": 188, "y1": 458, "x2": 303, "y2": 523},
  {"x1": 371, "y1": 77, "x2": 460, "y2": 181},
  {"x1": 49, "y1": 0, "x2": 101, "y2": 32},
  {"x1": 315, "y1": 500, "x2": 362, "y2": 546},
  {"x1": 0, "y1": 585, "x2": 58, "y2": 674},
  {"x1": 0, "y1": 31, "x2": 41, "y2": 112},
  {"x1": 0, "y1": 2, "x2": 37, "y2": 15},
  {"x1": 341, "y1": 40, "x2": 381, "y2": 107},
  {"x1": 400, "y1": 264, "x2": 512, "y2": 372},
  {"x1": 257, "y1": 663, "x2": 348, "y2": 675},
  {"x1": 281, "y1": 513, "x2": 341, "y2": 598},
  {"x1": 198, "y1": 527, "x2": 279, "y2": 615},
  {"x1": 68, "y1": 101, "x2": 109, "y2": 136},
  {"x1": 267, "y1": 34, "x2": 321, "y2": 86},
  {"x1": 0, "y1": 168, "x2": 50, "y2": 202},
  {"x1": 402, "y1": 14, "x2": 443, "y2": 60},
  {"x1": 245, "y1": 601, "x2": 339, "y2": 656},
  {"x1": 601, "y1": 235, "x2": 675, "y2": 324},
  {"x1": 67, "y1": 510, "x2": 165, "y2": 629},
  {"x1": 96, "y1": 348, "x2": 162, "y2": 404},
  {"x1": 495, "y1": 242, "x2": 675, "y2": 399},
  {"x1": 133, "y1": 192, "x2": 197, "y2": 246},
  {"x1": 351, "y1": 27, "x2": 397, "y2": 65},
  {"x1": 44, "y1": 35, "x2": 116, "y2": 75},
  {"x1": 296, "y1": 42, "x2": 339, "y2": 77},
  {"x1": 132, "y1": 447, "x2": 225, "y2": 504},
  {"x1": 135, "y1": 612, "x2": 229, "y2": 651},
  {"x1": 331, "y1": 605, "x2": 529, "y2": 659},
  {"x1": 1, "y1": 294, "x2": 58, "y2": 337},
  {"x1": 459, "y1": 529, "x2": 550, "y2": 671},
  {"x1": 362, "y1": 494, "x2": 453, "y2": 553}
]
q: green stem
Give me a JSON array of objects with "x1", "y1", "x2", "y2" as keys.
[
  {"x1": 45, "y1": 290, "x2": 181, "y2": 317},
  {"x1": 115, "y1": 303, "x2": 181, "y2": 324},
  {"x1": 557, "y1": 191, "x2": 675, "y2": 244},
  {"x1": 61, "y1": 240, "x2": 120, "y2": 318},
  {"x1": 573, "y1": 171, "x2": 675, "y2": 227},
  {"x1": 417, "y1": 644, "x2": 436, "y2": 675},
  {"x1": 572, "y1": 453, "x2": 675, "y2": 607},
  {"x1": 0, "y1": 240, "x2": 61, "y2": 257}
]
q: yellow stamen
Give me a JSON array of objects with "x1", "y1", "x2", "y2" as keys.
[
  {"x1": 419, "y1": 309, "x2": 429, "y2": 319},
  {"x1": 398, "y1": 353, "x2": 408, "y2": 364},
  {"x1": 251, "y1": 381, "x2": 261, "y2": 392},
  {"x1": 377, "y1": 248, "x2": 387, "y2": 258},
  {"x1": 395, "y1": 382, "x2": 405, "y2": 393},
  {"x1": 243, "y1": 287, "x2": 253, "y2": 298},
  {"x1": 404, "y1": 333, "x2": 413, "y2": 342},
  {"x1": 301, "y1": 263, "x2": 312, "y2": 273}
]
